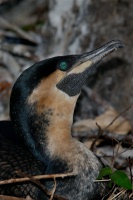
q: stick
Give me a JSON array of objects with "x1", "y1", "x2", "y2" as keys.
[
  {"x1": 0, "y1": 172, "x2": 74, "y2": 185},
  {"x1": 0, "y1": 195, "x2": 31, "y2": 200}
]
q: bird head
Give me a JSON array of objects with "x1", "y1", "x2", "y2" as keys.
[{"x1": 10, "y1": 40, "x2": 124, "y2": 161}]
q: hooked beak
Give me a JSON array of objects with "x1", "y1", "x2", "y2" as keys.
[
  {"x1": 70, "y1": 40, "x2": 125, "y2": 74},
  {"x1": 57, "y1": 40, "x2": 125, "y2": 96}
]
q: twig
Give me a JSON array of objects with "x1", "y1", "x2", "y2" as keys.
[
  {"x1": 105, "y1": 106, "x2": 132, "y2": 130},
  {"x1": 111, "y1": 141, "x2": 122, "y2": 167},
  {"x1": 73, "y1": 129, "x2": 133, "y2": 146},
  {"x1": 0, "y1": 195, "x2": 29, "y2": 200},
  {"x1": 90, "y1": 122, "x2": 103, "y2": 152},
  {"x1": 113, "y1": 144, "x2": 133, "y2": 158},
  {"x1": 129, "y1": 192, "x2": 133, "y2": 198},
  {"x1": 93, "y1": 179, "x2": 111, "y2": 182},
  {"x1": 0, "y1": 172, "x2": 74, "y2": 186},
  {"x1": 103, "y1": 185, "x2": 116, "y2": 200},
  {"x1": 126, "y1": 157, "x2": 133, "y2": 184},
  {"x1": 109, "y1": 189, "x2": 126, "y2": 200},
  {"x1": 50, "y1": 178, "x2": 57, "y2": 200},
  {"x1": 99, "y1": 143, "x2": 133, "y2": 171},
  {"x1": 16, "y1": 171, "x2": 63, "y2": 200},
  {"x1": 0, "y1": 171, "x2": 73, "y2": 200},
  {"x1": 111, "y1": 139, "x2": 115, "y2": 168},
  {"x1": 15, "y1": 171, "x2": 51, "y2": 199}
]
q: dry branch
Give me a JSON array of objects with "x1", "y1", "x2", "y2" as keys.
[
  {"x1": 15, "y1": 171, "x2": 68, "y2": 200},
  {"x1": 49, "y1": 178, "x2": 57, "y2": 200},
  {"x1": 0, "y1": 195, "x2": 31, "y2": 200},
  {"x1": 0, "y1": 172, "x2": 74, "y2": 200},
  {"x1": 0, "y1": 172, "x2": 74, "y2": 186}
]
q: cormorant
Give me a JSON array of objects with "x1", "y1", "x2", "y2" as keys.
[{"x1": 0, "y1": 40, "x2": 124, "y2": 199}]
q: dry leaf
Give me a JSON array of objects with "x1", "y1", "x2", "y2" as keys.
[
  {"x1": 73, "y1": 108, "x2": 132, "y2": 135},
  {"x1": 95, "y1": 108, "x2": 132, "y2": 134}
]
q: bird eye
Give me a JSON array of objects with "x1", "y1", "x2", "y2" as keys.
[{"x1": 59, "y1": 61, "x2": 68, "y2": 71}]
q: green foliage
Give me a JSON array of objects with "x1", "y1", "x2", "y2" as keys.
[
  {"x1": 110, "y1": 170, "x2": 132, "y2": 190},
  {"x1": 97, "y1": 167, "x2": 113, "y2": 180},
  {"x1": 97, "y1": 167, "x2": 132, "y2": 190}
]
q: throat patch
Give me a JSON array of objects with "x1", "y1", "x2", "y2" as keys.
[
  {"x1": 56, "y1": 73, "x2": 85, "y2": 96},
  {"x1": 56, "y1": 66, "x2": 96, "y2": 96}
]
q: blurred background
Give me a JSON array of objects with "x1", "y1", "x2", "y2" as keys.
[{"x1": 0, "y1": 1, "x2": 133, "y2": 192}]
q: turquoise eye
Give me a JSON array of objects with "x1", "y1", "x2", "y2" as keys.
[{"x1": 59, "y1": 61, "x2": 68, "y2": 71}]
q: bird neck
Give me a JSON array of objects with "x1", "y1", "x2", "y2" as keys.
[
  {"x1": 10, "y1": 69, "x2": 79, "y2": 164},
  {"x1": 28, "y1": 91, "x2": 78, "y2": 163}
]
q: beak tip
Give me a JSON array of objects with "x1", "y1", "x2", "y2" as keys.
[
  {"x1": 103, "y1": 40, "x2": 125, "y2": 55},
  {"x1": 79, "y1": 40, "x2": 125, "y2": 66},
  {"x1": 111, "y1": 40, "x2": 125, "y2": 49},
  {"x1": 118, "y1": 44, "x2": 125, "y2": 48}
]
